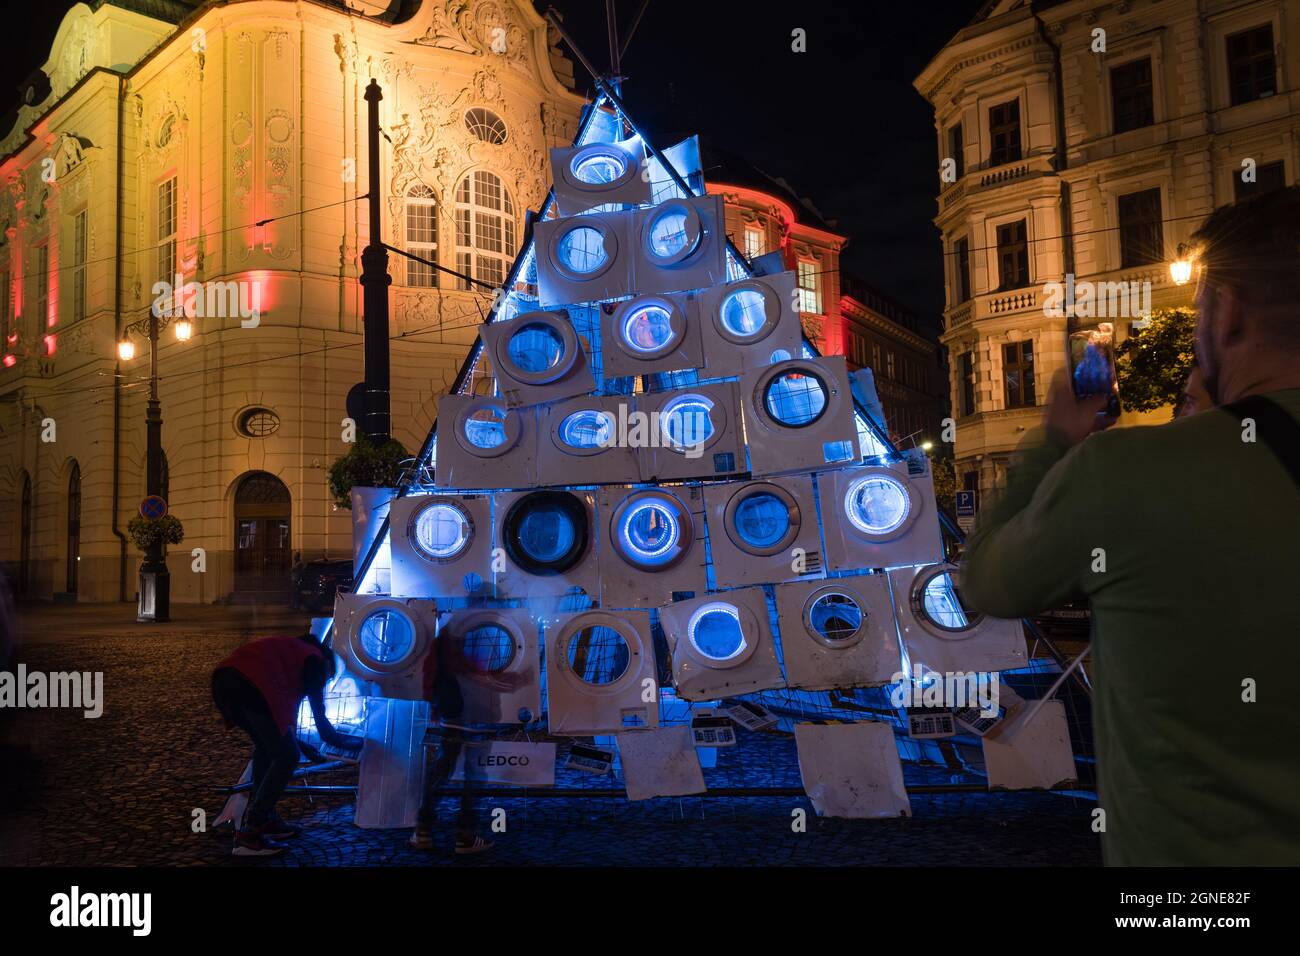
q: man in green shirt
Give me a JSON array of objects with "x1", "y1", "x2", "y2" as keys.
[{"x1": 961, "y1": 187, "x2": 1300, "y2": 865}]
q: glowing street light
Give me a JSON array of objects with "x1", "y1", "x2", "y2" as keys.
[
  {"x1": 921, "y1": 440, "x2": 934, "y2": 452},
  {"x1": 1170, "y1": 243, "x2": 1195, "y2": 286},
  {"x1": 117, "y1": 337, "x2": 136, "y2": 361},
  {"x1": 174, "y1": 317, "x2": 193, "y2": 342}
]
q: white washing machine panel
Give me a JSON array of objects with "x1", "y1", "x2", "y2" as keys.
[
  {"x1": 534, "y1": 208, "x2": 634, "y2": 308},
  {"x1": 600, "y1": 292, "x2": 703, "y2": 378},
  {"x1": 740, "y1": 355, "x2": 860, "y2": 477},
  {"x1": 775, "y1": 577, "x2": 901, "y2": 691},
  {"x1": 334, "y1": 592, "x2": 439, "y2": 701},
  {"x1": 598, "y1": 485, "x2": 708, "y2": 608},
  {"x1": 631, "y1": 194, "x2": 729, "y2": 297},
  {"x1": 544, "y1": 609, "x2": 660, "y2": 735},
  {"x1": 635, "y1": 381, "x2": 745, "y2": 482},
  {"x1": 536, "y1": 395, "x2": 641, "y2": 488},
  {"x1": 494, "y1": 488, "x2": 600, "y2": 600},
  {"x1": 479, "y1": 310, "x2": 595, "y2": 408},
  {"x1": 703, "y1": 475, "x2": 825, "y2": 588},
  {"x1": 695, "y1": 270, "x2": 802, "y2": 377},
  {"x1": 433, "y1": 394, "x2": 537, "y2": 490},
  {"x1": 660, "y1": 588, "x2": 786, "y2": 701},
  {"x1": 435, "y1": 608, "x2": 540, "y2": 724},
  {"x1": 888, "y1": 563, "x2": 1027, "y2": 675},
  {"x1": 817, "y1": 461, "x2": 943, "y2": 571},
  {"x1": 550, "y1": 137, "x2": 651, "y2": 216},
  {"x1": 389, "y1": 493, "x2": 493, "y2": 600}
]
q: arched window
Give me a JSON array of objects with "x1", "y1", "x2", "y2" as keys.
[
  {"x1": 455, "y1": 171, "x2": 515, "y2": 291},
  {"x1": 66, "y1": 461, "x2": 81, "y2": 593},
  {"x1": 464, "y1": 108, "x2": 507, "y2": 145},
  {"x1": 405, "y1": 183, "x2": 438, "y2": 288}
]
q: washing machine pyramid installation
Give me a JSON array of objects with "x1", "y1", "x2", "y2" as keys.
[{"x1": 326, "y1": 92, "x2": 1071, "y2": 820}]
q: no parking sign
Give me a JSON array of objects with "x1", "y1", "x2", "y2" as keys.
[{"x1": 139, "y1": 495, "x2": 168, "y2": 519}]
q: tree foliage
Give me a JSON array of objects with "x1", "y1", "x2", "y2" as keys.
[
  {"x1": 328, "y1": 435, "x2": 410, "y2": 510},
  {"x1": 1115, "y1": 307, "x2": 1197, "y2": 413},
  {"x1": 930, "y1": 454, "x2": 957, "y2": 515}
]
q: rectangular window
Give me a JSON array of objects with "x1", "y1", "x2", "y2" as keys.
[
  {"x1": 886, "y1": 350, "x2": 896, "y2": 380},
  {"x1": 1111, "y1": 58, "x2": 1154, "y2": 133},
  {"x1": 948, "y1": 123, "x2": 964, "y2": 180},
  {"x1": 35, "y1": 244, "x2": 49, "y2": 329},
  {"x1": 995, "y1": 220, "x2": 1029, "y2": 290},
  {"x1": 1118, "y1": 188, "x2": 1163, "y2": 267},
  {"x1": 954, "y1": 236, "x2": 971, "y2": 302},
  {"x1": 872, "y1": 342, "x2": 881, "y2": 370},
  {"x1": 1227, "y1": 25, "x2": 1276, "y2": 106},
  {"x1": 1003, "y1": 341, "x2": 1036, "y2": 409},
  {"x1": 988, "y1": 99, "x2": 1021, "y2": 167},
  {"x1": 157, "y1": 178, "x2": 177, "y2": 286},
  {"x1": 1234, "y1": 160, "x2": 1286, "y2": 201},
  {"x1": 959, "y1": 351, "x2": 976, "y2": 417},
  {"x1": 796, "y1": 260, "x2": 822, "y2": 314},
  {"x1": 405, "y1": 191, "x2": 438, "y2": 288},
  {"x1": 73, "y1": 210, "x2": 87, "y2": 322},
  {"x1": 744, "y1": 227, "x2": 764, "y2": 260}
]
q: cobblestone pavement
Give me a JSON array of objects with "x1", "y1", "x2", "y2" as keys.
[{"x1": 0, "y1": 603, "x2": 1102, "y2": 866}]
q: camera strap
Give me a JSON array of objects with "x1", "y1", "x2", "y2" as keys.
[{"x1": 1221, "y1": 395, "x2": 1300, "y2": 494}]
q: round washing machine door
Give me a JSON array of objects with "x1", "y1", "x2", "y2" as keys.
[
  {"x1": 550, "y1": 404, "x2": 617, "y2": 458},
  {"x1": 753, "y1": 362, "x2": 835, "y2": 429},
  {"x1": 842, "y1": 468, "x2": 923, "y2": 542},
  {"x1": 610, "y1": 296, "x2": 688, "y2": 362},
  {"x1": 407, "y1": 497, "x2": 476, "y2": 563},
  {"x1": 442, "y1": 611, "x2": 523, "y2": 676},
  {"x1": 563, "y1": 144, "x2": 640, "y2": 195},
  {"x1": 553, "y1": 612, "x2": 643, "y2": 693},
  {"x1": 608, "y1": 489, "x2": 693, "y2": 572},
  {"x1": 640, "y1": 199, "x2": 702, "y2": 267},
  {"x1": 549, "y1": 218, "x2": 618, "y2": 283},
  {"x1": 800, "y1": 585, "x2": 870, "y2": 650},
  {"x1": 495, "y1": 312, "x2": 583, "y2": 387},
  {"x1": 683, "y1": 600, "x2": 761, "y2": 670},
  {"x1": 453, "y1": 400, "x2": 522, "y2": 459},
  {"x1": 711, "y1": 278, "x2": 784, "y2": 349},
  {"x1": 723, "y1": 481, "x2": 801, "y2": 557},
  {"x1": 909, "y1": 565, "x2": 986, "y2": 638},
  {"x1": 349, "y1": 601, "x2": 430, "y2": 676},
  {"x1": 502, "y1": 490, "x2": 590, "y2": 576},
  {"x1": 656, "y1": 391, "x2": 728, "y2": 458}
]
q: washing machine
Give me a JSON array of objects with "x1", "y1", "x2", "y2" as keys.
[
  {"x1": 550, "y1": 137, "x2": 651, "y2": 216},
  {"x1": 433, "y1": 394, "x2": 538, "y2": 490},
  {"x1": 600, "y1": 292, "x2": 703, "y2": 378},
  {"x1": 635, "y1": 381, "x2": 745, "y2": 482},
  {"x1": 536, "y1": 395, "x2": 641, "y2": 488},
  {"x1": 740, "y1": 355, "x2": 860, "y2": 477},
  {"x1": 888, "y1": 563, "x2": 1027, "y2": 675},
  {"x1": 434, "y1": 608, "x2": 540, "y2": 724},
  {"x1": 817, "y1": 460, "x2": 943, "y2": 571},
  {"x1": 694, "y1": 270, "x2": 802, "y2": 377},
  {"x1": 774, "y1": 577, "x2": 902, "y2": 691},
  {"x1": 534, "y1": 208, "x2": 634, "y2": 308},
  {"x1": 479, "y1": 310, "x2": 595, "y2": 408},
  {"x1": 333, "y1": 592, "x2": 439, "y2": 700},
  {"x1": 703, "y1": 474, "x2": 825, "y2": 588},
  {"x1": 494, "y1": 488, "x2": 600, "y2": 600},
  {"x1": 659, "y1": 588, "x2": 786, "y2": 701},
  {"x1": 388, "y1": 493, "x2": 493, "y2": 600},
  {"x1": 598, "y1": 485, "x2": 708, "y2": 608},
  {"x1": 631, "y1": 195, "x2": 728, "y2": 297},
  {"x1": 544, "y1": 609, "x2": 660, "y2": 735}
]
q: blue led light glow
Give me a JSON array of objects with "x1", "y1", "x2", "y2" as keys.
[
  {"x1": 557, "y1": 226, "x2": 608, "y2": 273},
  {"x1": 720, "y1": 288, "x2": 767, "y2": 336},
  {"x1": 660, "y1": 395, "x2": 713, "y2": 448},
  {"x1": 648, "y1": 209, "x2": 693, "y2": 259},
  {"x1": 463, "y1": 406, "x2": 508, "y2": 449},
  {"x1": 618, "y1": 501, "x2": 681, "y2": 563},
  {"x1": 459, "y1": 624, "x2": 516, "y2": 673},
  {"x1": 808, "y1": 592, "x2": 863, "y2": 642},
  {"x1": 764, "y1": 371, "x2": 827, "y2": 426},
  {"x1": 515, "y1": 504, "x2": 578, "y2": 564},
  {"x1": 922, "y1": 571, "x2": 976, "y2": 630},
  {"x1": 621, "y1": 303, "x2": 675, "y2": 353},
  {"x1": 688, "y1": 602, "x2": 746, "y2": 661},
  {"x1": 845, "y1": 475, "x2": 910, "y2": 535},
  {"x1": 413, "y1": 502, "x2": 470, "y2": 560},
  {"x1": 567, "y1": 625, "x2": 631, "y2": 684},
  {"x1": 358, "y1": 609, "x2": 415, "y2": 665},
  {"x1": 507, "y1": 322, "x2": 565, "y2": 373},
  {"x1": 572, "y1": 151, "x2": 627, "y2": 184},
  {"x1": 732, "y1": 491, "x2": 790, "y2": 548},
  {"x1": 559, "y1": 409, "x2": 614, "y2": 448}
]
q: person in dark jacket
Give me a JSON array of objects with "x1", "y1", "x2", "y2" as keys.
[{"x1": 212, "y1": 632, "x2": 361, "y2": 857}]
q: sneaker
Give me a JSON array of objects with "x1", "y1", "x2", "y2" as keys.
[
  {"x1": 232, "y1": 824, "x2": 288, "y2": 858},
  {"x1": 264, "y1": 815, "x2": 301, "y2": 840},
  {"x1": 408, "y1": 828, "x2": 434, "y2": 850},
  {"x1": 453, "y1": 835, "x2": 494, "y2": 856}
]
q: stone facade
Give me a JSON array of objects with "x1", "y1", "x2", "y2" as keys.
[{"x1": 915, "y1": 0, "x2": 1300, "y2": 498}]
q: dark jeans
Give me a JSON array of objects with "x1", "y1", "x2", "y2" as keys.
[
  {"x1": 212, "y1": 667, "x2": 299, "y2": 830},
  {"x1": 417, "y1": 673, "x2": 477, "y2": 839}
]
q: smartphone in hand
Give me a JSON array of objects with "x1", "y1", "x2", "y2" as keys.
[{"x1": 1069, "y1": 324, "x2": 1121, "y2": 419}]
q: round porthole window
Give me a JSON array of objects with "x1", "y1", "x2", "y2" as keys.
[
  {"x1": 507, "y1": 322, "x2": 565, "y2": 374},
  {"x1": 659, "y1": 394, "x2": 715, "y2": 451},
  {"x1": 725, "y1": 483, "x2": 799, "y2": 556},
  {"x1": 762, "y1": 369, "x2": 828, "y2": 427},
  {"x1": 457, "y1": 623, "x2": 516, "y2": 674},
  {"x1": 555, "y1": 224, "x2": 610, "y2": 276},
  {"x1": 622, "y1": 303, "x2": 675, "y2": 353},
  {"x1": 844, "y1": 474, "x2": 912, "y2": 536},
  {"x1": 557, "y1": 408, "x2": 614, "y2": 450},
  {"x1": 462, "y1": 405, "x2": 509, "y2": 450},
  {"x1": 570, "y1": 147, "x2": 630, "y2": 186},
  {"x1": 357, "y1": 609, "x2": 416, "y2": 667},
  {"x1": 567, "y1": 624, "x2": 630, "y2": 685},
  {"x1": 915, "y1": 567, "x2": 984, "y2": 633},
  {"x1": 688, "y1": 602, "x2": 746, "y2": 662},
  {"x1": 612, "y1": 491, "x2": 691, "y2": 571},
  {"x1": 236, "y1": 406, "x2": 280, "y2": 438},
  {"x1": 642, "y1": 200, "x2": 701, "y2": 265},
  {"x1": 503, "y1": 491, "x2": 588, "y2": 576},
  {"x1": 713, "y1": 280, "x2": 780, "y2": 344},
  {"x1": 409, "y1": 500, "x2": 473, "y2": 563},
  {"x1": 806, "y1": 591, "x2": 864, "y2": 646}
]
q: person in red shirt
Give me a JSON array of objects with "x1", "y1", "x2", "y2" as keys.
[{"x1": 212, "y1": 632, "x2": 361, "y2": 857}]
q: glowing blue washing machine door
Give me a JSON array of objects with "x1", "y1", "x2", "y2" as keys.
[
  {"x1": 844, "y1": 474, "x2": 912, "y2": 537},
  {"x1": 503, "y1": 491, "x2": 589, "y2": 576},
  {"x1": 659, "y1": 394, "x2": 715, "y2": 450},
  {"x1": 357, "y1": 608, "x2": 417, "y2": 670},
  {"x1": 688, "y1": 602, "x2": 747, "y2": 662},
  {"x1": 410, "y1": 500, "x2": 473, "y2": 563},
  {"x1": 611, "y1": 491, "x2": 691, "y2": 571},
  {"x1": 566, "y1": 623, "x2": 631, "y2": 685},
  {"x1": 621, "y1": 301, "x2": 679, "y2": 355},
  {"x1": 914, "y1": 567, "x2": 985, "y2": 634},
  {"x1": 557, "y1": 408, "x2": 615, "y2": 451},
  {"x1": 507, "y1": 322, "x2": 566, "y2": 375},
  {"x1": 725, "y1": 483, "x2": 800, "y2": 556},
  {"x1": 763, "y1": 369, "x2": 828, "y2": 427}
]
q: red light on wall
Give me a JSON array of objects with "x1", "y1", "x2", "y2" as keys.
[
  {"x1": 2, "y1": 354, "x2": 15, "y2": 367},
  {"x1": 44, "y1": 334, "x2": 56, "y2": 356}
]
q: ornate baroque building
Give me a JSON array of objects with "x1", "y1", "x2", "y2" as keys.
[{"x1": 916, "y1": 0, "x2": 1300, "y2": 499}]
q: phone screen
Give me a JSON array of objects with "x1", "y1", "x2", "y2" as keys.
[{"x1": 1069, "y1": 324, "x2": 1121, "y2": 417}]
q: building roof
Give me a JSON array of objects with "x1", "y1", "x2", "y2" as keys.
[
  {"x1": 700, "y1": 142, "x2": 837, "y2": 233},
  {"x1": 92, "y1": 0, "x2": 202, "y2": 23},
  {"x1": 840, "y1": 272, "x2": 934, "y2": 339}
]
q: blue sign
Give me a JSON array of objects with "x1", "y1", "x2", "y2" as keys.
[
  {"x1": 955, "y1": 491, "x2": 977, "y2": 518},
  {"x1": 140, "y1": 495, "x2": 168, "y2": 520}
]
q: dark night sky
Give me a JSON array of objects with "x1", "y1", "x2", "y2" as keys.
[{"x1": 0, "y1": 0, "x2": 978, "y2": 327}]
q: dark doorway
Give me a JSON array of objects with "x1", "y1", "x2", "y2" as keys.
[
  {"x1": 66, "y1": 462, "x2": 80, "y2": 593},
  {"x1": 233, "y1": 471, "x2": 292, "y2": 595}
]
